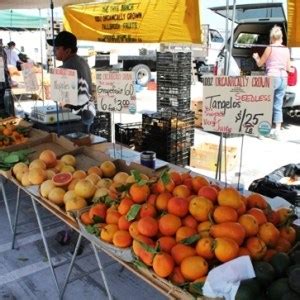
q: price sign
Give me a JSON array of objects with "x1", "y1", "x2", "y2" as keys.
[
  {"x1": 202, "y1": 76, "x2": 274, "y2": 136},
  {"x1": 0, "y1": 57, "x2": 5, "y2": 83},
  {"x1": 21, "y1": 63, "x2": 39, "y2": 91},
  {"x1": 96, "y1": 71, "x2": 136, "y2": 114},
  {"x1": 50, "y1": 68, "x2": 78, "y2": 105}
]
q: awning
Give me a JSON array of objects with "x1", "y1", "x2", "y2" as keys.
[
  {"x1": 63, "y1": 0, "x2": 201, "y2": 43},
  {"x1": 0, "y1": 10, "x2": 47, "y2": 29},
  {"x1": 288, "y1": 0, "x2": 300, "y2": 47}
]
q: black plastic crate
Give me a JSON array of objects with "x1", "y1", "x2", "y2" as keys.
[
  {"x1": 90, "y1": 111, "x2": 111, "y2": 142},
  {"x1": 115, "y1": 122, "x2": 142, "y2": 147}
]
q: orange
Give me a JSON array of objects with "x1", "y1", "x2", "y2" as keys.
[
  {"x1": 276, "y1": 207, "x2": 294, "y2": 225},
  {"x1": 170, "y1": 267, "x2": 185, "y2": 285},
  {"x1": 238, "y1": 247, "x2": 251, "y2": 257},
  {"x1": 279, "y1": 226, "x2": 296, "y2": 244},
  {"x1": 266, "y1": 210, "x2": 280, "y2": 226},
  {"x1": 171, "y1": 243, "x2": 196, "y2": 265},
  {"x1": 172, "y1": 184, "x2": 191, "y2": 198},
  {"x1": 158, "y1": 214, "x2": 182, "y2": 236},
  {"x1": 147, "y1": 194, "x2": 157, "y2": 206},
  {"x1": 118, "y1": 215, "x2": 132, "y2": 230},
  {"x1": 101, "y1": 224, "x2": 118, "y2": 243},
  {"x1": 118, "y1": 197, "x2": 134, "y2": 215},
  {"x1": 129, "y1": 183, "x2": 150, "y2": 204},
  {"x1": 167, "y1": 197, "x2": 189, "y2": 217},
  {"x1": 246, "y1": 237, "x2": 267, "y2": 260},
  {"x1": 247, "y1": 208, "x2": 267, "y2": 225},
  {"x1": 152, "y1": 252, "x2": 175, "y2": 278},
  {"x1": 132, "y1": 234, "x2": 154, "y2": 257},
  {"x1": 129, "y1": 221, "x2": 139, "y2": 239},
  {"x1": 182, "y1": 215, "x2": 198, "y2": 229},
  {"x1": 39, "y1": 150, "x2": 57, "y2": 168},
  {"x1": 197, "y1": 221, "x2": 213, "y2": 237},
  {"x1": 169, "y1": 171, "x2": 182, "y2": 186},
  {"x1": 105, "y1": 210, "x2": 121, "y2": 225},
  {"x1": 198, "y1": 185, "x2": 218, "y2": 204},
  {"x1": 238, "y1": 214, "x2": 259, "y2": 237},
  {"x1": 275, "y1": 237, "x2": 291, "y2": 253},
  {"x1": 191, "y1": 176, "x2": 210, "y2": 193},
  {"x1": 217, "y1": 187, "x2": 242, "y2": 209},
  {"x1": 156, "y1": 178, "x2": 175, "y2": 193},
  {"x1": 80, "y1": 211, "x2": 94, "y2": 225},
  {"x1": 137, "y1": 216, "x2": 158, "y2": 237},
  {"x1": 236, "y1": 200, "x2": 247, "y2": 216},
  {"x1": 155, "y1": 192, "x2": 172, "y2": 211},
  {"x1": 213, "y1": 206, "x2": 238, "y2": 223},
  {"x1": 246, "y1": 193, "x2": 268, "y2": 210},
  {"x1": 214, "y1": 237, "x2": 239, "y2": 262},
  {"x1": 180, "y1": 256, "x2": 208, "y2": 281},
  {"x1": 100, "y1": 160, "x2": 117, "y2": 178},
  {"x1": 258, "y1": 222, "x2": 280, "y2": 247},
  {"x1": 175, "y1": 226, "x2": 197, "y2": 243},
  {"x1": 195, "y1": 237, "x2": 215, "y2": 260},
  {"x1": 89, "y1": 203, "x2": 107, "y2": 222},
  {"x1": 189, "y1": 196, "x2": 214, "y2": 222},
  {"x1": 157, "y1": 236, "x2": 177, "y2": 253},
  {"x1": 210, "y1": 222, "x2": 246, "y2": 246},
  {"x1": 113, "y1": 230, "x2": 132, "y2": 248},
  {"x1": 139, "y1": 203, "x2": 157, "y2": 218}
]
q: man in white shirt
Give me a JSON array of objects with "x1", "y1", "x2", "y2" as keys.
[{"x1": 4, "y1": 41, "x2": 22, "y2": 67}]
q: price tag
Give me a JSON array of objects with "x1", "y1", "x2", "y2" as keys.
[
  {"x1": 202, "y1": 76, "x2": 274, "y2": 136},
  {"x1": 50, "y1": 68, "x2": 78, "y2": 105},
  {"x1": 21, "y1": 63, "x2": 39, "y2": 91},
  {"x1": 96, "y1": 71, "x2": 136, "y2": 114},
  {"x1": 0, "y1": 57, "x2": 5, "y2": 83}
]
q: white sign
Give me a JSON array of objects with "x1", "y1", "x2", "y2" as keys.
[
  {"x1": 50, "y1": 68, "x2": 78, "y2": 105},
  {"x1": 0, "y1": 57, "x2": 5, "y2": 83},
  {"x1": 21, "y1": 63, "x2": 39, "y2": 91},
  {"x1": 96, "y1": 71, "x2": 136, "y2": 114},
  {"x1": 202, "y1": 76, "x2": 274, "y2": 136}
]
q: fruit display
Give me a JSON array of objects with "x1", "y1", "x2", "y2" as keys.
[
  {"x1": 0, "y1": 120, "x2": 30, "y2": 148},
  {"x1": 11, "y1": 149, "x2": 300, "y2": 298}
]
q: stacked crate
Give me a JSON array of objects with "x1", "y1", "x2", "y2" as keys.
[
  {"x1": 115, "y1": 123, "x2": 142, "y2": 149},
  {"x1": 141, "y1": 111, "x2": 194, "y2": 166},
  {"x1": 90, "y1": 111, "x2": 111, "y2": 142},
  {"x1": 140, "y1": 51, "x2": 194, "y2": 166},
  {"x1": 156, "y1": 52, "x2": 192, "y2": 111}
]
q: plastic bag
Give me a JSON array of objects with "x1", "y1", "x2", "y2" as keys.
[{"x1": 248, "y1": 163, "x2": 300, "y2": 205}]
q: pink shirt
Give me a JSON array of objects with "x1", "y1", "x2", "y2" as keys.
[{"x1": 266, "y1": 45, "x2": 290, "y2": 77}]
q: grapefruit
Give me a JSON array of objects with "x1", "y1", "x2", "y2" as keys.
[
  {"x1": 39, "y1": 150, "x2": 57, "y2": 168},
  {"x1": 60, "y1": 154, "x2": 76, "y2": 166},
  {"x1": 52, "y1": 172, "x2": 73, "y2": 187}
]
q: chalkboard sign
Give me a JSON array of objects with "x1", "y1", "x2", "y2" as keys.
[
  {"x1": 21, "y1": 63, "x2": 39, "y2": 92},
  {"x1": 96, "y1": 71, "x2": 136, "y2": 114},
  {"x1": 50, "y1": 68, "x2": 78, "y2": 105},
  {"x1": 202, "y1": 76, "x2": 274, "y2": 136}
]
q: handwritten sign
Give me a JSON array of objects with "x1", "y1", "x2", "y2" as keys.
[
  {"x1": 202, "y1": 76, "x2": 274, "y2": 136},
  {"x1": 96, "y1": 71, "x2": 136, "y2": 114},
  {"x1": 0, "y1": 57, "x2": 5, "y2": 83},
  {"x1": 50, "y1": 68, "x2": 78, "y2": 105},
  {"x1": 21, "y1": 63, "x2": 39, "y2": 91}
]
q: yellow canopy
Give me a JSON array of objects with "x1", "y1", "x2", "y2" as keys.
[
  {"x1": 63, "y1": 0, "x2": 201, "y2": 43},
  {"x1": 288, "y1": 0, "x2": 300, "y2": 47}
]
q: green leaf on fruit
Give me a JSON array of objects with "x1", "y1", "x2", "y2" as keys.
[
  {"x1": 131, "y1": 169, "x2": 142, "y2": 182},
  {"x1": 139, "y1": 241, "x2": 158, "y2": 254},
  {"x1": 126, "y1": 204, "x2": 141, "y2": 221},
  {"x1": 160, "y1": 169, "x2": 170, "y2": 185},
  {"x1": 180, "y1": 234, "x2": 200, "y2": 245}
]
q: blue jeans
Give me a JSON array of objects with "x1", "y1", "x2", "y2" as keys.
[{"x1": 272, "y1": 77, "x2": 287, "y2": 124}]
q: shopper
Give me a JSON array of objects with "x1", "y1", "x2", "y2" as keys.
[
  {"x1": 252, "y1": 25, "x2": 291, "y2": 140},
  {"x1": 47, "y1": 31, "x2": 95, "y2": 122},
  {"x1": 4, "y1": 41, "x2": 22, "y2": 68},
  {"x1": 0, "y1": 40, "x2": 11, "y2": 115}
]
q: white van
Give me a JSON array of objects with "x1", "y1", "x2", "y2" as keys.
[{"x1": 213, "y1": 3, "x2": 300, "y2": 120}]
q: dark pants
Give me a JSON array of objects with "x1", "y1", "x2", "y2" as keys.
[{"x1": 0, "y1": 88, "x2": 5, "y2": 110}]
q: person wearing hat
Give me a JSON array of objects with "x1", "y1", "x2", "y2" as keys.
[{"x1": 47, "y1": 31, "x2": 96, "y2": 127}]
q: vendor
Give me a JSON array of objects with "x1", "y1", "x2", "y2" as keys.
[
  {"x1": 47, "y1": 31, "x2": 96, "y2": 121},
  {"x1": 4, "y1": 41, "x2": 23, "y2": 68}
]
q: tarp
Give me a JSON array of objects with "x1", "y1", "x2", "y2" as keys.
[
  {"x1": 63, "y1": 0, "x2": 201, "y2": 43},
  {"x1": 0, "y1": 10, "x2": 47, "y2": 29},
  {"x1": 288, "y1": 0, "x2": 300, "y2": 47}
]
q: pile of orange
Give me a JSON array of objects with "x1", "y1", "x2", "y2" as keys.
[
  {"x1": 81, "y1": 170, "x2": 297, "y2": 285},
  {"x1": 0, "y1": 122, "x2": 29, "y2": 147}
]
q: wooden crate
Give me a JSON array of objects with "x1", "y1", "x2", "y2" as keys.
[{"x1": 190, "y1": 143, "x2": 238, "y2": 172}]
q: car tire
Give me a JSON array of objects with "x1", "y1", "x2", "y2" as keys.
[{"x1": 132, "y1": 64, "x2": 151, "y2": 86}]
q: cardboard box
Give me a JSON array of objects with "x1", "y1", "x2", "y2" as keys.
[{"x1": 190, "y1": 143, "x2": 238, "y2": 172}]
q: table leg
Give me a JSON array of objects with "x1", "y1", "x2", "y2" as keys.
[
  {"x1": 11, "y1": 186, "x2": 21, "y2": 249},
  {"x1": 0, "y1": 177, "x2": 13, "y2": 233},
  {"x1": 59, "y1": 233, "x2": 83, "y2": 299},
  {"x1": 31, "y1": 196, "x2": 60, "y2": 295},
  {"x1": 92, "y1": 243, "x2": 113, "y2": 300}
]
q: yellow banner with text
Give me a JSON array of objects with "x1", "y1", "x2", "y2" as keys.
[{"x1": 63, "y1": 0, "x2": 201, "y2": 43}]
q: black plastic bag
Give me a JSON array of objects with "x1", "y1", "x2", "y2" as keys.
[{"x1": 248, "y1": 163, "x2": 300, "y2": 205}]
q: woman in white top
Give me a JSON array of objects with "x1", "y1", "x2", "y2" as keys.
[{"x1": 4, "y1": 41, "x2": 22, "y2": 67}]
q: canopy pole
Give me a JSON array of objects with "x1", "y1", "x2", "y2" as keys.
[
  {"x1": 39, "y1": 9, "x2": 45, "y2": 100},
  {"x1": 50, "y1": 0, "x2": 56, "y2": 68},
  {"x1": 227, "y1": 0, "x2": 237, "y2": 73}
]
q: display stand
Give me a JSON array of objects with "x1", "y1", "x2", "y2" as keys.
[{"x1": 0, "y1": 177, "x2": 13, "y2": 233}]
